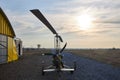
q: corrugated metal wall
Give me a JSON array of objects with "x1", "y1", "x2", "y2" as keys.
[
  {"x1": 0, "y1": 13, "x2": 13, "y2": 37},
  {"x1": 0, "y1": 8, "x2": 18, "y2": 64},
  {"x1": 0, "y1": 35, "x2": 18, "y2": 64},
  {"x1": 0, "y1": 34, "x2": 7, "y2": 64}
]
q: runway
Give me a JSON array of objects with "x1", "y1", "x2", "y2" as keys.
[{"x1": 0, "y1": 52, "x2": 120, "y2": 80}]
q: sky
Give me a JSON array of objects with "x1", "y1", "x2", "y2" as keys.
[{"x1": 0, "y1": 0, "x2": 120, "y2": 48}]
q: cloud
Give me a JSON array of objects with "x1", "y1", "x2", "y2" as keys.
[
  {"x1": 3, "y1": 9, "x2": 53, "y2": 38},
  {"x1": 1, "y1": 0, "x2": 120, "y2": 48}
]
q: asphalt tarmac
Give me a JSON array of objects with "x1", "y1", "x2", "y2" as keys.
[{"x1": 0, "y1": 52, "x2": 120, "y2": 80}]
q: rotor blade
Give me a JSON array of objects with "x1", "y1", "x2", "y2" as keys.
[
  {"x1": 58, "y1": 36, "x2": 63, "y2": 42},
  {"x1": 60, "y1": 42, "x2": 67, "y2": 53},
  {"x1": 30, "y1": 9, "x2": 57, "y2": 34}
]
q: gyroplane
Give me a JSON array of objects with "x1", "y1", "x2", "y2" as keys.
[{"x1": 30, "y1": 9, "x2": 76, "y2": 75}]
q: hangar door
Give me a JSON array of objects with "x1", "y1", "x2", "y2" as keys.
[{"x1": 0, "y1": 34, "x2": 7, "y2": 64}]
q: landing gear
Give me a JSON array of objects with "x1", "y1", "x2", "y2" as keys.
[
  {"x1": 74, "y1": 61, "x2": 76, "y2": 71},
  {"x1": 42, "y1": 61, "x2": 45, "y2": 76},
  {"x1": 70, "y1": 61, "x2": 76, "y2": 74},
  {"x1": 42, "y1": 67, "x2": 45, "y2": 75},
  {"x1": 70, "y1": 71, "x2": 74, "y2": 74}
]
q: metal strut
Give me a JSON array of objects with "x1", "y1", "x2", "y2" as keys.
[
  {"x1": 54, "y1": 35, "x2": 60, "y2": 54},
  {"x1": 30, "y1": 9, "x2": 76, "y2": 75}
]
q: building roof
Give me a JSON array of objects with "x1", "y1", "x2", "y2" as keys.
[{"x1": 0, "y1": 7, "x2": 16, "y2": 37}]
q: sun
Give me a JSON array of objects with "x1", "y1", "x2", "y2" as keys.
[{"x1": 77, "y1": 14, "x2": 94, "y2": 30}]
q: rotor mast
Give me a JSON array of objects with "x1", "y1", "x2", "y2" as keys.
[{"x1": 54, "y1": 34, "x2": 61, "y2": 54}]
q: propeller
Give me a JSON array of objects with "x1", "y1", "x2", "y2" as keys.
[
  {"x1": 43, "y1": 43, "x2": 67, "y2": 56},
  {"x1": 60, "y1": 42, "x2": 67, "y2": 53}
]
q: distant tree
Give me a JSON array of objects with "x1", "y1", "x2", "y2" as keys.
[
  {"x1": 112, "y1": 47, "x2": 116, "y2": 50},
  {"x1": 37, "y1": 44, "x2": 41, "y2": 49}
]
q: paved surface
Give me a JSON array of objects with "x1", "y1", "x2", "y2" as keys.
[{"x1": 0, "y1": 53, "x2": 120, "y2": 80}]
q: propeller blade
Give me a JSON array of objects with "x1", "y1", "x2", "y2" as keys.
[
  {"x1": 30, "y1": 9, "x2": 57, "y2": 34},
  {"x1": 58, "y1": 36, "x2": 63, "y2": 42},
  {"x1": 60, "y1": 42, "x2": 67, "y2": 53}
]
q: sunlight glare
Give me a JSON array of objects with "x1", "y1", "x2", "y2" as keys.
[{"x1": 77, "y1": 14, "x2": 94, "y2": 30}]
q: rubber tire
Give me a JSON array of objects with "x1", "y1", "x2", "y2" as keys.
[
  {"x1": 42, "y1": 71, "x2": 45, "y2": 76},
  {"x1": 42, "y1": 67, "x2": 45, "y2": 76},
  {"x1": 70, "y1": 71, "x2": 74, "y2": 74}
]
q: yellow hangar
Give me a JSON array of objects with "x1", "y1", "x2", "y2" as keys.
[{"x1": 0, "y1": 7, "x2": 22, "y2": 64}]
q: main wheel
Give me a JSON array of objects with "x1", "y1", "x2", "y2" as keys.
[
  {"x1": 42, "y1": 67, "x2": 45, "y2": 76},
  {"x1": 42, "y1": 71, "x2": 45, "y2": 75},
  {"x1": 70, "y1": 71, "x2": 74, "y2": 74}
]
